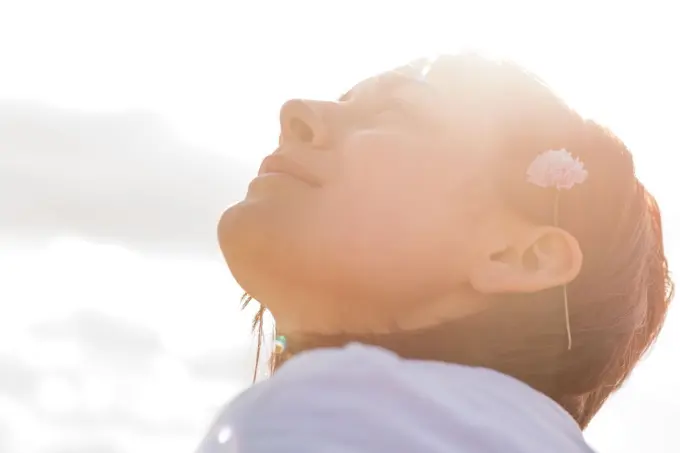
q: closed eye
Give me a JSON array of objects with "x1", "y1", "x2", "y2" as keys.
[
  {"x1": 376, "y1": 97, "x2": 410, "y2": 113},
  {"x1": 370, "y1": 97, "x2": 422, "y2": 124},
  {"x1": 340, "y1": 77, "x2": 429, "y2": 127}
]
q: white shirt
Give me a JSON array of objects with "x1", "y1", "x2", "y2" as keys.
[{"x1": 196, "y1": 343, "x2": 595, "y2": 453}]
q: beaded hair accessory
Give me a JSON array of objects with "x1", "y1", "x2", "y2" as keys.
[
  {"x1": 526, "y1": 149, "x2": 588, "y2": 350},
  {"x1": 273, "y1": 335, "x2": 287, "y2": 354}
]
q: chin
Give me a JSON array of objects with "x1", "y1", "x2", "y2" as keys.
[
  {"x1": 217, "y1": 199, "x2": 369, "y2": 308},
  {"x1": 217, "y1": 203, "x2": 258, "y2": 273},
  {"x1": 216, "y1": 201, "x2": 298, "y2": 297}
]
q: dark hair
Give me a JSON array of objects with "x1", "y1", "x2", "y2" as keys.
[{"x1": 243, "y1": 54, "x2": 673, "y2": 429}]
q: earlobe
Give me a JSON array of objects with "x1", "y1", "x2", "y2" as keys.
[{"x1": 469, "y1": 227, "x2": 583, "y2": 295}]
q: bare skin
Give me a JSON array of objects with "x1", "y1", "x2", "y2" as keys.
[{"x1": 217, "y1": 60, "x2": 582, "y2": 336}]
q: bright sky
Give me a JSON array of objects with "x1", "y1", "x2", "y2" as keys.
[{"x1": 1, "y1": 1, "x2": 679, "y2": 452}]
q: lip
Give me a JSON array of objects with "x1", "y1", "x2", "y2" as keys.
[{"x1": 257, "y1": 154, "x2": 322, "y2": 187}]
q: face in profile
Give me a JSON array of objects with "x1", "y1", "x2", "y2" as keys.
[
  {"x1": 217, "y1": 57, "x2": 582, "y2": 334},
  {"x1": 218, "y1": 55, "x2": 670, "y2": 431}
]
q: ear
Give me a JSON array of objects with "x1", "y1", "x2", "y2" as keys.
[{"x1": 469, "y1": 226, "x2": 583, "y2": 295}]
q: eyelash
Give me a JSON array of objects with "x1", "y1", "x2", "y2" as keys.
[
  {"x1": 370, "y1": 98, "x2": 413, "y2": 121},
  {"x1": 379, "y1": 97, "x2": 408, "y2": 111},
  {"x1": 342, "y1": 93, "x2": 417, "y2": 125}
]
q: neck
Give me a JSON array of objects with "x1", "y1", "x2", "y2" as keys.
[
  {"x1": 270, "y1": 287, "x2": 487, "y2": 336},
  {"x1": 270, "y1": 295, "x2": 570, "y2": 409}
]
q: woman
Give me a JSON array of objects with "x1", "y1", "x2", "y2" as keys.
[{"x1": 198, "y1": 54, "x2": 672, "y2": 452}]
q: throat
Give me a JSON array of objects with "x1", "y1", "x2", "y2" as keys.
[
  {"x1": 273, "y1": 289, "x2": 487, "y2": 336},
  {"x1": 282, "y1": 317, "x2": 481, "y2": 369}
]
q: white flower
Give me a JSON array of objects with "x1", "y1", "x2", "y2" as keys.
[{"x1": 526, "y1": 149, "x2": 588, "y2": 190}]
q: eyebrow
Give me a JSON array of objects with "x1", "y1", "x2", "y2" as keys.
[{"x1": 339, "y1": 72, "x2": 432, "y2": 102}]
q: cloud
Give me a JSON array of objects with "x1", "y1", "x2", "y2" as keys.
[
  {"x1": 0, "y1": 101, "x2": 253, "y2": 255},
  {"x1": 0, "y1": 419, "x2": 10, "y2": 452},
  {"x1": 0, "y1": 354, "x2": 39, "y2": 402},
  {"x1": 30, "y1": 310, "x2": 164, "y2": 369},
  {"x1": 587, "y1": 389, "x2": 680, "y2": 451},
  {"x1": 184, "y1": 347, "x2": 254, "y2": 384},
  {"x1": 43, "y1": 443, "x2": 124, "y2": 453},
  {"x1": 43, "y1": 407, "x2": 194, "y2": 437}
]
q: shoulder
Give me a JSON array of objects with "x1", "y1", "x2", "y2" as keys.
[{"x1": 197, "y1": 344, "x2": 593, "y2": 453}]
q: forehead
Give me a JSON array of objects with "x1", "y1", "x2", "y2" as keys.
[
  {"x1": 351, "y1": 56, "x2": 517, "y2": 99},
  {"x1": 342, "y1": 56, "x2": 505, "y2": 107}
]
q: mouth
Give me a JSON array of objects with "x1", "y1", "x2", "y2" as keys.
[{"x1": 257, "y1": 154, "x2": 322, "y2": 187}]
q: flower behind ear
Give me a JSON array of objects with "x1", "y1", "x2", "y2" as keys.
[
  {"x1": 526, "y1": 149, "x2": 588, "y2": 190},
  {"x1": 525, "y1": 148, "x2": 587, "y2": 351}
]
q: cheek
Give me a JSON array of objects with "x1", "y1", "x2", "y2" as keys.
[
  {"x1": 343, "y1": 130, "x2": 439, "y2": 185},
  {"x1": 311, "y1": 131, "x2": 475, "y2": 278},
  {"x1": 340, "y1": 130, "x2": 452, "y2": 202}
]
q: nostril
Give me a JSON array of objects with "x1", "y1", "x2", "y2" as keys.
[{"x1": 288, "y1": 117, "x2": 315, "y2": 143}]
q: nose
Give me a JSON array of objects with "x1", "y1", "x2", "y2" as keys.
[{"x1": 279, "y1": 99, "x2": 329, "y2": 146}]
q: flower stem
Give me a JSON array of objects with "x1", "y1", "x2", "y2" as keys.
[{"x1": 554, "y1": 191, "x2": 573, "y2": 350}]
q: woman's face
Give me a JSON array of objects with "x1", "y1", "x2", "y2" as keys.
[{"x1": 217, "y1": 62, "x2": 567, "y2": 334}]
